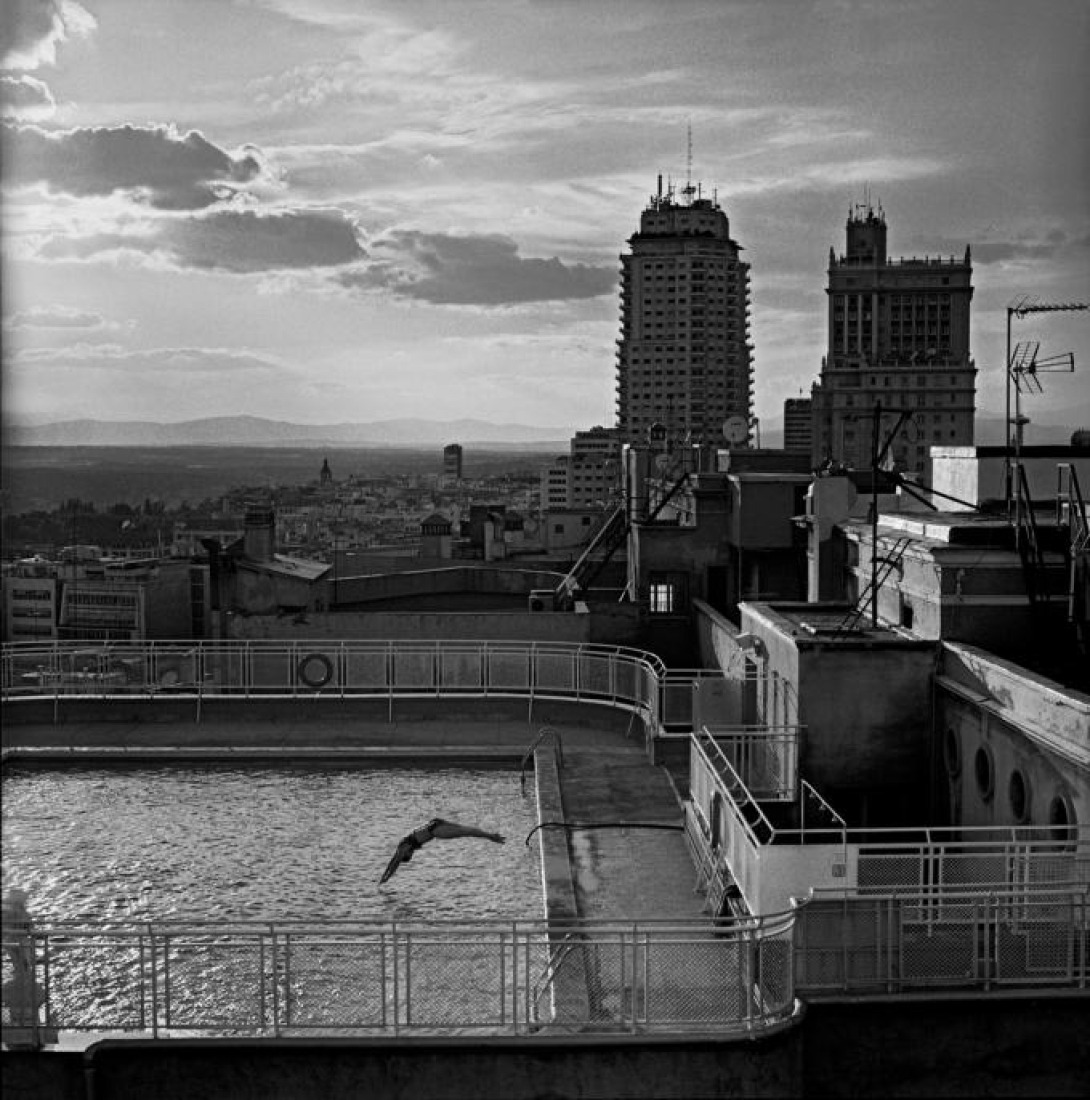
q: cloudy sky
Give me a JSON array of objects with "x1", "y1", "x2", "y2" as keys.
[{"x1": 2, "y1": 0, "x2": 1088, "y2": 434}]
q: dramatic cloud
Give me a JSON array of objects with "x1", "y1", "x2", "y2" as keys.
[
  {"x1": 36, "y1": 207, "x2": 367, "y2": 273},
  {"x1": 1, "y1": 73, "x2": 55, "y2": 118},
  {"x1": 10, "y1": 343, "x2": 288, "y2": 376},
  {"x1": 2, "y1": 123, "x2": 266, "y2": 209},
  {"x1": 967, "y1": 231, "x2": 1089, "y2": 266},
  {"x1": 0, "y1": 0, "x2": 95, "y2": 71},
  {"x1": 165, "y1": 209, "x2": 366, "y2": 272},
  {"x1": 342, "y1": 231, "x2": 617, "y2": 305},
  {"x1": 2, "y1": 305, "x2": 119, "y2": 331}
]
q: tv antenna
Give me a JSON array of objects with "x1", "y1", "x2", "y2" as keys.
[{"x1": 683, "y1": 120, "x2": 695, "y2": 203}]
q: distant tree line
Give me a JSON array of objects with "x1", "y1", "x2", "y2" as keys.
[{"x1": 2, "y1": 498, "x2": 223, "y2": 558}]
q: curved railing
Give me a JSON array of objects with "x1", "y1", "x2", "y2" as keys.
[
  {"x1": 1, "y1": 914, "x2": 803, "y2": 1045},
  {"x1": 1, "y1": 639, "x2": 673, "y2": 727}
]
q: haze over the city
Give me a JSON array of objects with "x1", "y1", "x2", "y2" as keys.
[{"x1": 2, "y1": 0, "x2": 1088, "y2": 436}]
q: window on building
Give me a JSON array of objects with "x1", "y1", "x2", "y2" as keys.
[{"x1": 648, "y1": 572, "x2": 687, "y2": 614}]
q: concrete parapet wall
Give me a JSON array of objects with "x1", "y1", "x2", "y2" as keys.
[
  {"x1": 941, "y1": 642, "x2": 1090, "y2": 766},
  {"x1": 332, "y1": 566, "x2": 566, "y2": 605},
  {"x1": 802, "y1": 994, "x2": 1090, "y2": 1097},
  {"x1": 6, "y1": 994, "x2": 1087, "y2": 1098},
  {"x1": 225, "y1": 605, "x2": 645, "y2": 647},
  {"x1": 4, "y1": 1032, "x2": 803, "y2": 1100},
  {"x1": 229, "y1": 610, "x2": 595, "y2": 643},
  {"x1": 0, "y1": 697, "x2": 640, "y2": 749}
]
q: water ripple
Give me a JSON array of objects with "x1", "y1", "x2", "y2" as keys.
[{"x1": 2, "y1": 765, "x2": 544, "y2": 924}]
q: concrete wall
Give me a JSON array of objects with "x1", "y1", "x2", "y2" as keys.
[
  {"x1": 224, "y1": 604, "x2": 645, "y2": 647},
  {"x1": 543, "y1": 510, "x2": 600, "y2": 551},
  {"x1": 730, "y1": 478, "x2": 807, "y2": 550},
  {"x1": 738, "y1": 604, "x2": 936, "y2": 825},
  {"x1": 930, "y1": 445, "x2": 1090, "y2": 506},
  {"x1": 1, "y1": 696, "x2": 642, "y2": 743},
  {"x1": 935, "y1": 642, "x2": 1090, "y2": 831},
  {"x1": 230, "y1": 611, "x2": 592, "y2": 643},
  {"x1": 233, "y1": 565, "x2": 318, "y2": 616},
  {"x1": 795, "y1": 645, "x2": 934, "y2": 793},
  {"x1": 7, "y1": 995, "x2": 1086, "y2": 1099},
  {"x1": 145, "y1": 563, "x2": 199, "y2": 639},
  {"x1": 331, "y1": 567, "x2": 565, "y2": 607}
]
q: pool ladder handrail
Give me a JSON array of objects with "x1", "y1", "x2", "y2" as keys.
[
  {"x1": 530, "y1": 931, "x2": 583, "y2": 1025},
  {"x1": 520, "y1": 726, "x2": 563, "y2": 791}
]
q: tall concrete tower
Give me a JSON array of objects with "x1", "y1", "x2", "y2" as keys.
[
  {"x1": 615, "y1": 176, "x2": 753, "y2": 447},
  {"x1": 811, "y1": 202, "x2": 975, "y2": 473}
]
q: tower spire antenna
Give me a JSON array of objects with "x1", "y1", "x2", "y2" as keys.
[
  {"x1": 687, "y1": 119, "x2": 692, "y2": 191},
  {"x1": 683, "y1": 119, "x2": 695, "y2": 203}
]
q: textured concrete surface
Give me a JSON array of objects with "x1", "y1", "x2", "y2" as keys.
[{"x1": 547, "y1": 741, "x2": 703, "y2": 922}]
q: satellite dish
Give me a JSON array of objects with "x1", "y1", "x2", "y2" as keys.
[{"x1": 722, "y1": 416, "x2": 748, "y2": 445}]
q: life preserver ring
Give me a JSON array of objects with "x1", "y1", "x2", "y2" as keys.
[{"x1": 297, "y1": 652, "x2": 334, "y2": 689}]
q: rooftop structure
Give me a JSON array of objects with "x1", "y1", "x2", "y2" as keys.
[{"x1": 783, "y1": 398, "x2": 812, "y2": 454}]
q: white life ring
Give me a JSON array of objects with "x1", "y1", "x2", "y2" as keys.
[{"x1": 298, "y1": 653, "x2": 334, "y2": 689}]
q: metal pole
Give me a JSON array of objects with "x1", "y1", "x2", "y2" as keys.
[
  {"x1": 1005, "y1": 307, "x2": 1013, "y2": 520},
  {"x1": 870, "y1": 401, "x2": 882, "y2": 627}
]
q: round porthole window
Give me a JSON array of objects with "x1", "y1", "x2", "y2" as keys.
[
  {"x1": 974, "y1": 746, "x2": 995, "y2": 802},
  {"x1": 1008, "y1": 769, "x2": 1030, "y2": 823},
  {"x1": 1048, "y1": 794, "x2": 1077, "y2": 850},
  {"x1": 943, "y1": 728, "x2": 961, "y2": 777}
]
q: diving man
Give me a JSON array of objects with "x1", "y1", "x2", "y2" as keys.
[{"x1": 379, "y1": 818, "x2": 505, "y2": 884}]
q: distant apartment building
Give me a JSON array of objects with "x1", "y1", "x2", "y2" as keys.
[
  {"x1": 783, "y1": 397, "x2": 813, "y2": 454},
  {"x1": 57, "y1": 558, "x2": 202, "y2": 641},
  {"x1": 541, "y1": 456, "x2": 570, "y2": 509},
  {"x1": 543, "y1": 427, "x2": 621, "y2": 512},
  {"x1": 4, "y1": 561, "x2": 59, "y2": 642},
  {"x1": 569, "y1": 426, "x2": 621, "y2": 509},
  {"x1": 615, "y1": 177, "x2": 753, "y2": 447},
  {"x1": 811, "y1": 203, "x2": 975, "y2": 474},
  {"x1": 1, "y1": 555, "x2": 205, "y2": 642},
  {"x1": 442, "y1": 444, "x2": 464, "y2": 483}
]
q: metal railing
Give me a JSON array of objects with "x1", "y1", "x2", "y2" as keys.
[
  {"x1": 688, "y1": 732, "x2": 1090, "y2": 914},
  {"x1": 1, "y1": 639, "x2": 669, "y2": 728},
  {"x1": 1, "y1": 915, "x2": 801, "y2": 1046},
  {"x1": 794, "y1": 884, "x2": 1090, "y2": 996},
  {"x1": 695, "y1": 725, "x2": 801, "y2": 802}
]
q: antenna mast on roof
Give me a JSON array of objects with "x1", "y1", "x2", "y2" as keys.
[{"x1": 683, "y1": 120, "x2": 695, "y2": 203}]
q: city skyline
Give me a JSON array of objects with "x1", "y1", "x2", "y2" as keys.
[{"x1": 2, "y1": 0, "x2": 1088, "y2": 435}]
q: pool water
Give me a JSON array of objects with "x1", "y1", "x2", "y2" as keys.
[{"x1": 1, "y1": 765, "x2": 545, "y2": 924}]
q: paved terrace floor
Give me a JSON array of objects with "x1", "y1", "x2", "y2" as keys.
[{"x1": 2, "y1": 714, "x2": 706, "y2": 924}]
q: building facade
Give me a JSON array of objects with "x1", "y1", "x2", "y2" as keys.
[
  {"x1": 569, "y1": 426, "x2": 620, "y2": 509},
  {"x1": 615, "y1": 179, "x2": 753, "y2": 448},
  {"x1": 783, "y1": 397, "x2": 813, "y2": 454},
  {"x1": 811, "y1": 203, "x2": 975, "y2": 474},
  {"x1": 442, "y1": 444, "x2": 464, "y2": 483}
]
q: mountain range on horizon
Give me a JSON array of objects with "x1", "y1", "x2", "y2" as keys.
[
  {"x1": 4, "y1": 403, "x2": 1089, "y2": 449},
  {"x1": 3, "y1": 415, "x2": 574, "y2": 449}
]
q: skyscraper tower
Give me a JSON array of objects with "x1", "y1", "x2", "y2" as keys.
[
  {"x1": 615, "y1": 176, "x2": 753, "y2": 447},
  {"x1": 811, "y1": 202, "x2": 975, "y2": 472}
]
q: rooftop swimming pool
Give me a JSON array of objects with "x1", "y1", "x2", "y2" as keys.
[{"x1": 2, "y1": 764, "x2": 544, "y2": 924}]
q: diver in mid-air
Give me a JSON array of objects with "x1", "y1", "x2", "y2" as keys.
[{"x1": 379, "y1": 818, "x2": 506, "y2": 884}]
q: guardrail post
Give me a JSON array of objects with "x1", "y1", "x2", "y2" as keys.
[
  {"x1": 160, "y1": 928, "x2": 170, "y2": 1035},
  {"x1": 269, "y1": 927, "x2": 281, "y2": 1037}
]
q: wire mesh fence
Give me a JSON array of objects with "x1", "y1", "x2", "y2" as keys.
[
  {"x1": 1, "y1": 640, "x2": 669, "y2": 731},
  {"x1": 794, "y1": 886, "x2": 1089, "y2": 995},
  {"x1": 2, "y1": 916, "x2": 801, "y2": 1045}
]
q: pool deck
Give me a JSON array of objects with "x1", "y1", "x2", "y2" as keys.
[{"x1": 2, "y1": 716, "x2": 706, "y2": 924}]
